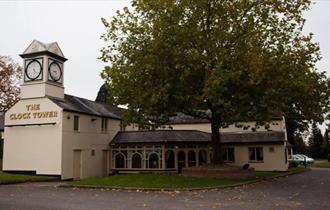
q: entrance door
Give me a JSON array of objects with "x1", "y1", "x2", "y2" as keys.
[
  {"x1": 73, "y1": 150, "x2": 81, "y2": 180},
  {"x1": 177, "y1": 151, "x2": 185, "y2": 173},
  {"x1": 102, "y1": 150, "x2": 108, "y2": 176},
  {"x1": 132, "y1": 153, "x2": 142, "y2": 168}
]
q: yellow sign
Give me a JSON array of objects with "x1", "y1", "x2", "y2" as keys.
[{"x1": 9, "y1": 104, "x2": 58, "y2": 121}]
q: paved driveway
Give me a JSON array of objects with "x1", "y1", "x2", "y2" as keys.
[{"x1": 0, "y1": 168, "x2": 329, "y2": 210}]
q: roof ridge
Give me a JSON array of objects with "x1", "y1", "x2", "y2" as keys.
[
  {"x1": 64, "y1": 94, "x2": 120, "y2": 109},
  {"x1": 71, "y1": 96, "x2": 100, "y2": 115},
  {"x1": 222, "y1": 130, "x2": 285, "y2": 134},
  {"x1": 48, "y1": 94, "x2": 122, "y2": 120},
  {"x1": 118, "y1": 129, "x2": 204, "y2": 133}
]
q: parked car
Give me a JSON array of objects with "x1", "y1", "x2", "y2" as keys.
[
  {"x1": 297, "y1": 154, "x2": 315, "y2": 164},
  {"x1": 291, "y1": 154, "x2": 314, "y2": 164}
]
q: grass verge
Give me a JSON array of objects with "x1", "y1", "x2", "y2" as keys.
[
  {"x1": 68, "y1": 167, "x2": 308, "y2": 190},
  {"x1": 310, "y1": 162, "x2": 330, "y2": 168},
  {"x1": 0, "y1": 172, "x2": 55, "y2": 184}
]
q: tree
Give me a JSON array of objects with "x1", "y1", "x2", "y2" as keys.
[
  {"x1": 95, "y1": 83, "x2": 114, "y2": 105},
  {"x1": 100, "y1": 0, "x2": 330, "y2": 164},
  {"x1": 0, "y1": 56, "x2": 21, "y2": 112},
  {"x1": 308, "y1": 122, "x2": 324, "y2": 158},
  {"x1": 293, "y1": 133, "x2": 307, "y2": 155},
  {"x1": 322, "y1": 126, "x2": 329, "y2": 158},
  {"x1": 285, "y1": 110, "x2": 309, "y2": 153}
]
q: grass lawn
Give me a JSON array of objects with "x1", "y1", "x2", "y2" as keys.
[
  {"x1": 310, "y1": 162, "x2": 330, "y2": 168},
  {"x1": 255, "y1": 167, "x2": 307, "y2": 179},
  {"x1": 0, "y1": 172, "x2": 53, "y2": 184},
  {"x1": 69, "y1": 167, "x2": 308, "y2": 189}
]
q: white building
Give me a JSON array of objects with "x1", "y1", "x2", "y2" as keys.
[
  {"x1": 2, "y1": 40, "x2": 292, "y2": 180},
  {"x1": 3, "y1": 40, "x2": 122, "y2": 179}
]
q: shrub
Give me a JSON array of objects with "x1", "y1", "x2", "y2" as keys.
[{"x1": 289, "y1": 160, "x2": 300, "y2": 168}]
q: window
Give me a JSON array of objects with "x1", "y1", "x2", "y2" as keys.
[
  {"x1": 73, "y1": 115, "x2": 79, "y2": 131},
  {"x1": 148, "y1": 153, "x2": 159, "y2": 168},
  {"x1": 249, "y1": 147, "x2": 263, "y2": 162},
  {"x1": 223, "y1": 147, "x2": 235, "y2": 162},
  {"x1": 101, "y1": 118, "x2": 108, "y2": 132}
]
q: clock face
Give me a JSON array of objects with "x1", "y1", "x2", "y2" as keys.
[
  {"x1": 25, "y1": 59, "x2": 42, "y2": 81},
  {"x1": 48, "y1": 61, "x2": 62, "y2": 83}
]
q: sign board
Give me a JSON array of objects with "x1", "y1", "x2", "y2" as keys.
[{"x1": 5, "y1": 98, "x2": 61, "y2": 126}]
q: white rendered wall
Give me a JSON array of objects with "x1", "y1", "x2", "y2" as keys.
[
  {"x1": 20, "y1": 83, "x2": 64, "y2": 99},
  {"x1": 226, "y1": 144, "x2": 289, "y2": 171},
  {"x1": 3, "y1": 98, "x2": 62, "y2": 175},
  {"x1": 61, "y1": 112, "x2": 121, "y2": 180}
]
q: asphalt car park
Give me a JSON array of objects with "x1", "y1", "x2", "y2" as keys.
[{"x1": 0, "y1": 168, "x2": 329, "y2": 210}]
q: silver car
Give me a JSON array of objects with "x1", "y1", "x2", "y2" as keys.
[{"x1": 292, "y1": 154, "x2": 314, "y2": 164}]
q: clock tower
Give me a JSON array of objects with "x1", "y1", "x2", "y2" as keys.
[{"x1": 20, "y1": 40, "x2": 67, "y2": 99}]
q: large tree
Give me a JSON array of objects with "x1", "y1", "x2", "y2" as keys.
[
  {"x1": 308, "y1": 122, "x2": 324, "y2": 158},
  {"x1": 100, "y1": 0, "x2": 330, "y2": 164},
  {"x1": 0, "y1": 56, "x2": 21, "y2": 112},
  {"x1": 95, "y1": 83, "x2": 114, "y2": 105}
]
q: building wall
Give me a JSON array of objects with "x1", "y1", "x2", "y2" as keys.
[
  {"x1": 225, "y1": 143, "x2": 289, "y2": 171},
  {"x1": 61, "y1": 111, "x2": 121, "y2": 180},
  {"x1": 3, "y1": 97, "x2": 62, "y2": 175},
  {"x1": 21, "y1": 83, "x2": 64, "y2": 99},
  {"x1": 169, "y1": 118, "x2": 289, "y2": 171},
  {"x1": 169, "y1": 119, "x2": 286, "y2": 133}
]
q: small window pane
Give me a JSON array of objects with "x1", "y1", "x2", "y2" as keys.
[
  {"x1": 228, "y1": 148, "x2": 235, "y2": 162},
  {"x1": 223, "y1": 148, "x2": 235, "y2": 162},
  {"x1": 249, "y1": 148, "x2": 255, "y2": 161},
  {"x1": 256, "y1": 147, "x2": 263, "y2": 161},
  {"x1": 249, "y1": 147, "x2": 263, "y2": 162},
  {"x1": 73, "y1": 116, "x2": 79, "y2": 131},
  {"x1": 102, "y1": 118, "x2": 108, "y2": 132}
]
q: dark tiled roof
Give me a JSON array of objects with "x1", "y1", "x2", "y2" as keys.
[
  {"x1": 168, "y1": 113, "x2": 209, "y2": 124},
  {"x1": 112, "y1": 130, "x2": 211, "y2": 144},
  {"x1": 0, "y1": 112, "x2": 4, "y2": 131},
  {"x1": 168, "y1": 112, "x2": 283, "y2": 124},
  {"x1": 48, "y1": 94, "x2": 123, "y2": 119},
  {"x1": 221, "y1": 131, "x2": 285, "y2": 144},
  {"x1": 111, "y1": 130, "x2": 286, "y2": 145}
]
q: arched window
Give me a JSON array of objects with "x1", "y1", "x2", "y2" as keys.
[
  {"x1": 165, "y1": 150, "x2": 175, "y2": 169},
  {"x1": 188, "y1": 151, "x2": 196, "y2": 167},
  {"x1": 177, "y1": 151, "x2": 186, "y2": 173},
  {"x1": 132, "y1": 153, "x2": 142, "y2": 168},
  {"x1": 115, "y1": 153, "x2": 125, "y2": 168},
  {"x1": 148, "y1": 153, "x2": 159, "y2": 168},
  {"x1": 199, "y1": 150, "x2": 207, "y2": 166}
]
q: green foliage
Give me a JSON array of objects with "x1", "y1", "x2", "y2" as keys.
[
  {"x1": 289, "y1": 160, "x2": 300, "y2": 168},
  {"x1": 100, "y1": 0, "x2": 330, "y2": 163},
  {"x1": 322, "y1": 128, "x2": 330, "y2": 158},
  {"x1": 308, "y1": 122, "x2": 325, "y2": 158},
  {"x1": 292, "y1": 133, "x2": 307, "y2": 154},
  {"x1": 95, "y1": 83, "x2": 114, "y2": 105}
]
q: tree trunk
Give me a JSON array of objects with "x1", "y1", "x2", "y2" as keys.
[{"x1": 211, "y1": 116, "x2": 223, "y2": 165}]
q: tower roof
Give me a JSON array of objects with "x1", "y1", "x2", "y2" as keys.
[{"x1": 20, "y1": 40, "x2": 67, "y2": 61}]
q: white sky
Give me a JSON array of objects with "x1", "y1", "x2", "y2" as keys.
[{"x1": 0, "y1": 0, "x2": 330, "y2": 101}]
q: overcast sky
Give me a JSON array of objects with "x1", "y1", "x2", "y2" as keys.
[{"x1": 0, "y1": 0, "x2": 330, "y2": 101}]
